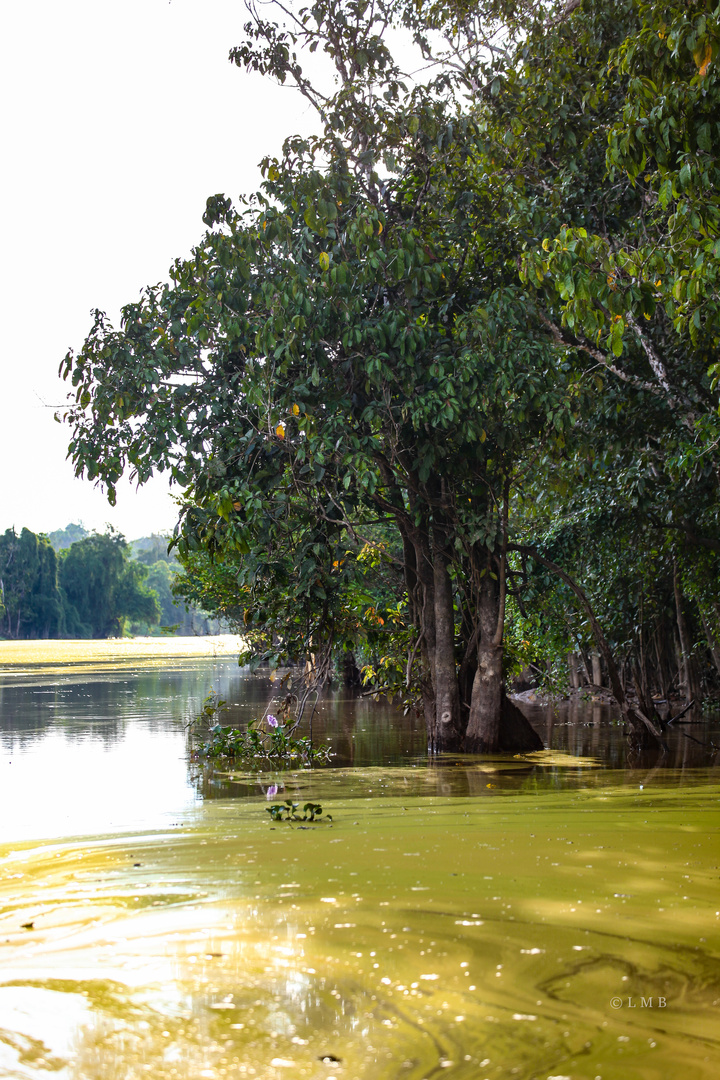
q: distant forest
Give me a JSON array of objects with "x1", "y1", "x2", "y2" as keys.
[{"x1": 0, "y1": 524, "x2": 226, "y2": 639}]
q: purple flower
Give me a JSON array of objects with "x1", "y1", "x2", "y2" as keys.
[
  {"x1": 266, "y1": 715, "x2": 279, "y2": 728},
  {"x1": 266, "y1": 784, "x2": 279, "y2": 799}
]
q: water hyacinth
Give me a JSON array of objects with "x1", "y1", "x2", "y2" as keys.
[{"x1": 191, "y1": 694, "x2": 330, "y2": 766}]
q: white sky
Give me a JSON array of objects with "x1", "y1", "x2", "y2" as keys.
[{"x1": 0, "y1": 0, "x2": 319, "y2": 541}]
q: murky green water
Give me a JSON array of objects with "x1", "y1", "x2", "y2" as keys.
[{"x1": 1, "y1": 639, "x2": 719, "y2": 1079}]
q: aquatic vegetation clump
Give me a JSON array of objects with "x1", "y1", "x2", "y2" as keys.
[
  {"x1": 266, "y1": 800, "x2": 330, "y2": 822},
  {"x1": 192, "y1": 695, "x2": 331, "y2": 766}
]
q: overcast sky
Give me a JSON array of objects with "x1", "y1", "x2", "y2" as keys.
[{"x1": 0, "y1": 0, "x2": 318, "y2": 540}]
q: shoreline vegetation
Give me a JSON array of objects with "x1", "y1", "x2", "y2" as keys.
[{"x1": 0, "y1": 524, "x2": 223, "y2": 641}]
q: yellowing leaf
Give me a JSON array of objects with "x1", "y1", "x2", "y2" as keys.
[
  {"x1": 479, "y1": 429, "x2": 487, "y2": 443},
  {"x1": 318, "y1": 251, "x2": 330, "y2": 272},
  {"x1": 276, "y1": 423, "x2": 285, "y2": 438},
  {"x1": 292, "y1": 403, "x2": 300, "y2": 416},
  {"x1": 694, "y1": 41, "x2": 712, "y2": 77},
  {"x1": 377, "y1": 221, "x2": 383, "y2": 234}
]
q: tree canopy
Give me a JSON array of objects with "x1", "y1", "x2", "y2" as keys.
[
  {"x1": 59, "y1": 531, "x2": 161, "y2": 638},
  {"x1": 0, "y1": 527, "x2": 161, "y2": 639},
  {"x1": 61, "y1": 0, "x2": 720, "y2": 752},
  {"x1": 0, "y1": 528, "x2": 64, "y2": 639}
]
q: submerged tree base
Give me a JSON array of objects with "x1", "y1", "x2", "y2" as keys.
[{"x1": 445, "y1": 696, "x2": 544, "y2": 755}]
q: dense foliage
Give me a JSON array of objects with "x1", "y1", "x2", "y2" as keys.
[
  {"x1": 59, "y1": 531, "x2": 160, "y2": 638},
  {"x1": 0, "y1": 526, "x2": 220, "y2": 639},
  {"x1": 60, "y1": 0, "x2": 720, "y2": 751},
  {"x1": 0, "y1": 527, "x2": 159, "y2": 638},
  {"x1": 0, "y1": 529, "x2": 64, "y2": 639}
]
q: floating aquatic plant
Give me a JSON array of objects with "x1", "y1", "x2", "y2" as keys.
[
  {"x1": 191, "y1": 694, "x2": 331, "y2": 766},
  {"x1": 266, "y1": 800, "x2": 330, "y2": 823}
]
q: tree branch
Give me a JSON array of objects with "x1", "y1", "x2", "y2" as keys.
[{"x1": 536, "y1": 311, "x2": 663, "y2": 397}]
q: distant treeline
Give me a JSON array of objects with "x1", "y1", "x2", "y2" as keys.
[{"x1": 0, "y1": 525, "x2": 223, "y2": 639}]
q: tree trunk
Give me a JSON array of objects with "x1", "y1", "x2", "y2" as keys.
[
  {"x1": 457, "y1": 570, "x2": 479, "y2": 727},
  {"x1": 653, "y1": 625, "x2": 672, "y2": 705},
  {"x1": 568, "y1": 653, "x2": 580, "y2": 690},
  {"x1": 632, "y1": 657, "x2": 656, "y2": 722},
  {"x1": 342, "y1": 652, "x2": 361, "y2": 689},
  {"x1": 673, "y1": 558, "x2": 702, "y2": 706},
  {"x1": 464, "y1": 570, "x2": 541, "y2": 753},
  {"x1": 511, "y1": 544, "x2": 664, "y2": 746},
  {"x1": 699, "y1": 609, "x2": 720, "y2": 677},
  {"x1": 591, "y1": 652, "x2": 602, "y2": 687},
  {"x1": 409, "y1": 524, "x2": 439, "y2": 752},
  {"x1": 465, "y1": 570, "x2": 501, "y2": 751},
  {"x1": 431, "y1": 519, "x2": 463, "y2": 751}
]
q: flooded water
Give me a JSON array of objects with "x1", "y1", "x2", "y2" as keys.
[{"x1": 1, "y1": 638, "x2": 719, "y2": 1080}]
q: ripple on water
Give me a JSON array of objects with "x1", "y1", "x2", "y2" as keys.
[{"x1": 1, "y1": 781, "x2": 719, "y2": 1079}]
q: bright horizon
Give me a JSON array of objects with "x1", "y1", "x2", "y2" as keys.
[{"x1": 0, "y1": 0, "x2": 319, "y2": 541}]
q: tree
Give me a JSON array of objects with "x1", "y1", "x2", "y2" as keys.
[
  {"x1": 0, "y1": 528, "x2": 64, "y2": 639},
  {"x1": 524, "y1": 0, "x2": 720, "y2": 367},
  {"x1": 62, "y1": 0, "x2": 577, "y2": 751},
  {"x1": 59, "y1": 531, "x2": 160, "y2": 638},
  {"x1": 61, "y1": 0, "x2": 717, "y2": 750},
  {"x1": 48, "y1": 522, "x2": 90, "y2": 552}
]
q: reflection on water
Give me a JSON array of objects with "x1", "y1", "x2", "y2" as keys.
[
  {"x1": 0, "y1": 638, "x2": 245, "y2": 842},
  {"x1": 0, "y1": 638, "x2": 719, "y2": 1080},
  {"x1": 0, "y1": 638, "x2": 427, "y2": 840}
]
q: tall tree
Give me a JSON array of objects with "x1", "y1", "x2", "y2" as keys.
[
  {"x1": 59, "y1": 531, "x2": 160, "y2": 638},
  {"x1": 0, "y1": 528, "x2": 64, "y2": 639},
  {"x1": 60, "y1": 0, "x2": 718, "y2": 750}
]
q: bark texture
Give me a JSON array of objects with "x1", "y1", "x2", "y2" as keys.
[
  {"x1": 462, "y1": 568, "x2": 542, "y2": 753},
  {"x1": 431, "y1": 520, "x2": 463, "y2": 750},
  {"x1": 394, "y1": 493, "x2": 544, "y2": 755}
]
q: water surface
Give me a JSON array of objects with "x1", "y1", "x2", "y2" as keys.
[{"x1": 1, "y1": 639, "x2": 718, "y2": 1080}]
